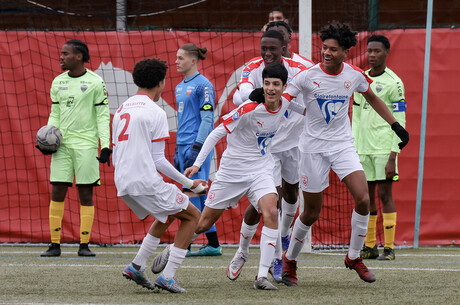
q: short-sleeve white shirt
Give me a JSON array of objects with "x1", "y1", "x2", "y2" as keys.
[
  {"x1": 217, "y1": 100, "x2": 290, "y2": 179},
  {"x1": 237, "y1": 56, "x2": 312, "y2": 152},
  {"x1": 112, "y1": 94, "x2": 170, "y2": 196},
  {"x1": 284, "y1": 63, "x2": 372, "y2": 153}
]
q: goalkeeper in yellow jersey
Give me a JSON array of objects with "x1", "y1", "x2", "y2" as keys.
[
  {"x1": 352, "y1": 35, "x2": 406, "y2": 261},
  {"x1": 38, "y1": 39, "x2": 111, "y2": 257}
]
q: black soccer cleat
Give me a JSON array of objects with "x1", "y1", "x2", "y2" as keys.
[
  {"x1": 41, "y1": 243, "x2": 61, "y2": 257},
  {"x1": 78, "y1": 243, "x2": 96, "y2": 257}
]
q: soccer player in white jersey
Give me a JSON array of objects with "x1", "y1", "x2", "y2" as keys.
[
  {"x1": 112, "y1": 58, "x2": 206, "y2": 294},
  {"x1": 152, "y1": 63, "x2": 305, "y2": 290},
  {"x1": 188, "y1": 62, "x2": 306, "y2": 290},
  {"x1": 280, "y1": 22, "x2": 409, "y2": 286},
  {"x1": 229, "y1": 29, "x2": 312, "y2": 283}
]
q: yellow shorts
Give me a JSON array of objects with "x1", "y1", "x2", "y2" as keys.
[
  {"x1": 50, "y1": 145, "x2": 100, "y2": 186},
  {"x1": 359, "y1": 154, "x2": 399, "y2": 182}
]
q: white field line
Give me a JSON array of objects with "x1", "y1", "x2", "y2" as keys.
[
  {"x1": 1, "y1": 251, "x2": 460, "y2": 257},
  {"x1": 3, "y1": 263, "x2": 460, "y2": 272}
]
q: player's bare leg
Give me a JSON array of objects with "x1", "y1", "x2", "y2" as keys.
[{"x1": 342, "y1": 170, "x2": 376, "y2": 282}]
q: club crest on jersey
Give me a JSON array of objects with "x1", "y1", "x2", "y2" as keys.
[
  {"x1": 176, "y1": 193, "x2": 185, "y2": 204},
  {"x1": 186, "y1": 86, "x2": 194, "y2": 96},
  {"x1": 376, "y1": 84, "x2": 383, "y2": 93},
  {"x1": 257, "y1": 132, "x2": 275, "y2": 155},
  {"x1": 81, "y1": 85, "x2": 88, "y2": 92},
  {"x1": 317, "y1": 98, "x2": 346, "y2": 124},
  {"x1": 344, "y1": 80, "x2": 351, "y2": 90}
]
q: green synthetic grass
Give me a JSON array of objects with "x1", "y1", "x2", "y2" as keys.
[{"x1": 1, "y1": 245, "x2": 459, "y2": 304}]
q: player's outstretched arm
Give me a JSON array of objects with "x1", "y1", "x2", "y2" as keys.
[{"x1": 362, "y1": 89, "x2": 409, "y2": 149}]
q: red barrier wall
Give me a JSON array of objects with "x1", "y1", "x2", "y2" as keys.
[{"x1": 0, "y1": 28, "x2": 459, "y2": 246}]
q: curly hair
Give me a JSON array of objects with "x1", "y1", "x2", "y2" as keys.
[
  {"x1": 132, "y1": 58, "x2": 168, "y2": 89},
  {"x1": 319, "y1": 21, "x2": 357, "y2": 50}
]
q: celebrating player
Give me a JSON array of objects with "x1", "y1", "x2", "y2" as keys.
[
  {"x1": 39, "y1": 39, "x2": 111, "y2": 257},
  {"x1": 280, "y1": 22, "x2": 409, "y2": 286},
  {"x1": 174, "y1": 43, "x2": 222, "y2": 257},
  {"x1": 154, "y1": 63, "x2": 305, "y2": 290},
  {"x1": 229, "y1": 29, "x2": 312, "y2": 283},
  {"x1": 112, "y1": 58, "x2": 204, "y2": 293},
  {"x1": 352, "y1": 35, "x2": 406, "y2": 261}
]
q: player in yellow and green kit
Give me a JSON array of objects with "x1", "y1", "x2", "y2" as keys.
[
  {"x1": 38, "y1": 39, "x2": 111, "y2": 257},
  {"x1": 352, "y1": 35, "x2": 406, "y2": 261}
]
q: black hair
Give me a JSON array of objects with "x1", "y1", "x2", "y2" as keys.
[
  {"x1": 269, "y1": 6, "x2": 287, "y2": 18},
  {"x1": 65, "y1": 39, "x2": 90, "y2": 62},
  {"x1": 249, "y1": 62, "x2": 288, "y2": 104},
  {"x1": 368, "y1": 35, "x2": 391, "y2": 50},
  {"x1": 266, "y1": 21, "x2": 293, "y2": 40},
  {"x1": 132, "y1": 58, "x2": 168, "y2": 89},
  {"x1": 261, "y1": 30, "x2": 285, "y2": 44},
  {"x1": 262, "y1": 62, "x2": 288, "y2": 85},
  {"x1": 319, "y1": 21, "x2": 357, "y2": 50},
  {"x1": 180, "y1": 43, "x2": 207, "y2": 61}
]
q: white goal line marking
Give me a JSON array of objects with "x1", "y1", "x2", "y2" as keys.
[
  {"x1": 2, "y1": 251, "x2": 460, "y2": 257},
  {"x1": 4, "y1": 263, "x2": 460, "y2": 272}
]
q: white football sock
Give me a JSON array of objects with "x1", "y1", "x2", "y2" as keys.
[
  {"x1": 257, "y1": 226, "x2": 278, "y2": 279},
  {"x1": 237, "y1": 220, "x2": 259, "y2": 256},
  {"x1": 286, "y1": 217, "x2": 310, "y2": 261},
  {"x1": 348, "y1": 209, "x2": 369, "y2": 260},
  {"x1": 132, "y1": 233, "x2": 160, "y2": 271},
  {"x1": 273, "y1": 212, "x2": 282, "y2": 260},
  {"x1": 162, "y1": 245, "x2": 187, "y2": 279},
  {"x1": 280, "y1": 198, "x2": 299, "y2": 237}
]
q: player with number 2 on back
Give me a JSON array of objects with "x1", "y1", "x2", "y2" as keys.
[{"x1": 112, "y1": 58, "x2": 204, "y2": 293}]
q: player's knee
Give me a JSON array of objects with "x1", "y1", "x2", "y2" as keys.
[{"x1": 243, "y1": 205, "x2": 260, "y2": 225}]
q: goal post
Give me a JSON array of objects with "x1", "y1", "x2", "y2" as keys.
[{"x1": 298, "y1": 0, "x2": 312, "y2": 253}]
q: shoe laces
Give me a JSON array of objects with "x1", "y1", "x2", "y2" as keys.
[{"x1": 354, "y1": 258, "x2": 370, "y2": 274}]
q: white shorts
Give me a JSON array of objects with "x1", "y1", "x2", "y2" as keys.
[
  {"x1": 205, "y1": 170, "x2": 277, "y2": 212},
  {"x1": 272, "y1": 147, "x2": 300, "y2": 186},
  {"x1": 299, "y1": 145, "x2": 363, "y2": 193},
  {"x1": 121, "y1": 182, "x2": 189, "y2": 223}
]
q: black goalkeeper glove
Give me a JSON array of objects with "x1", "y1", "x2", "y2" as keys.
[
  {"x1": 249, "y1": 88, "x2": 265, "y2": 104},
  {"x1": 96, "y1": 148, "x2": 112, "y2": 166},
  {"x1": 35, "y1": 145, "x2": 56, "y2": 155},
  {"x1": 391, "y1": 122, "x2": 409, "y2": 150},
  {"x1": 184, "y1": 142, "x2": 202, "y2": 168}
]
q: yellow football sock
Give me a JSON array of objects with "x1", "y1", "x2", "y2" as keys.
[
  {"x1": 80, "y1": 205, "x2": 94, "y2": 244},
  {"x1": 49, "y1": 200, "x2": 65, "y2": 244},
  {"x1": 383, "y1": 212, "x2": 397, "y2": 249},
  {"x1": 365, "y1": 214, "x2": 378, "y2": 248}
]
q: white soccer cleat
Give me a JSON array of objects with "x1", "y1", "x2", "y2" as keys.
[
  {"x1": 151, "y1": 245, "x2": 170, "y2": 274},
  {"x1": 253, "y1": 276, "x2": 279, "y2": 290},
  {"x1": 226, "y1": 250, "x2": 247, "y2": 280}
]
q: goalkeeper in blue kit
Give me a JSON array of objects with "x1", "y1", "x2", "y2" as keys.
[{"x1": 174, "y1": 43, "x2": 222, "y2": 256}]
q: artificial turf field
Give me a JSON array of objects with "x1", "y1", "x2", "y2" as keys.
[{"x1": 1, "y1": 245, "x2": 459, "y2": 305}]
